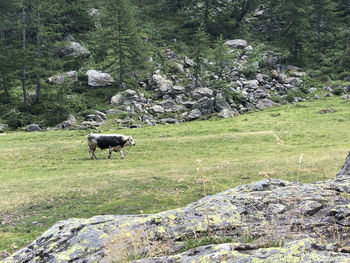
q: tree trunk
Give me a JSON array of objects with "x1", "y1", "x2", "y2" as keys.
[
  {"x1": 204, "y1": 0, "x2": 209, "y2": 32},
  {"x1": 316, "y1": 11, "x2": 321, "y2": 53},
  {"x1": 21, "y1": 0, "x2": 27, "y2": 104},
  {"x1": 35, "y1": 8, "x2": 41, "y2": 104}
]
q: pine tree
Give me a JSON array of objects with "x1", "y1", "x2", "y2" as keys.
[
  {"x1": 311, "y1": 0, "x2": 337, "y2": 53},
  {"x1": 212, "y1": 35, "x2": 231, "y2": 78},
  {"x1": 191, "y1": 23, "x2": 211, "y2": 88},
  {"x1": 100, "y1": 0, "x2": 143, "y2": 88},
  {"x1": 275, "y1": 0, "x2": 313, "y2": 64}
]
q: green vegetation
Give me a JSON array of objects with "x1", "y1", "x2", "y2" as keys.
[{"x1": 1, "y1": 97, "x2": 350, "y2": 252}]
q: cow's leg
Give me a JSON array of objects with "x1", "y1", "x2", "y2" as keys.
[
  {"x1": 88, "y1": 141, "x2": 97, "y2": 160},
  {"x1": 108, "y1": 147, "x2": 113, "y2": 159},
  {"x1": 119, "y1": 149, "x2": 125, "y2": 159}
]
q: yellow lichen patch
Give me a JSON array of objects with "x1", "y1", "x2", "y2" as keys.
[
  {"x1": 56, "y1": 244, "x2": 86, "y2": 262},
  {"x1": 158, "y1": 226, "x2": 165, "y2": 233},
  {"x1": 168, "y1": 214, "x2": 176, "y2": 220}
]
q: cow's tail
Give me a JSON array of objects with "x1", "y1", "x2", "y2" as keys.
[{"x1": 81, "y1": 134, "x2": 91, "y2": 144}]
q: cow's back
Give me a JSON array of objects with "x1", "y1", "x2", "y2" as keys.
[{"x1": 97, "y1": 135, "x2": 124, "y2": 149}]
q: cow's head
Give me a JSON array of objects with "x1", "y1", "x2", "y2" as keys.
[{"x1": 125, "y1": 136, "x2": 136, "y2": 146}]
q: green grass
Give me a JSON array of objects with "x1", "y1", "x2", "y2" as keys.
[{"x1": 1, "y1": 97, "x2": 350, "y2": 253}]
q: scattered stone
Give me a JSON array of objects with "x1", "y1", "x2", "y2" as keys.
[
  {"x1": 191, "y1": 87, "x2": 213, "y2": 99},
  {"x1": 323, "y1": 86, "x2": 333, "y2": 93},
  {"x1": 214, "y1": 93, "x2": 231, "y2": 112},
  {"x1": 255, "y1": 98, "x2": 276, "y2": 109},
  {"x1": 149, "y1": 105, "x2": 165, "y2": 115},
  {"x1": 0, "y1": 252, "x2": 10, "y2": 261},
  {"x1": 341, "y1": 94, "x2": 350, "y2": 100},
  {"x1": 308, "y1": 87, "x2": 317, "y2": 94},
  {"x1": 0, "y1": 124, "x2": 8, "y2": 133},
  {"x1": 318, "y1": 108, "x2": 335, "y2": 114},
  {"x1": 339, "y1": 118, "x2": 345, "y2": 122},
  {"x1": 25, "y1": 124, "x2": 42, "y2": 132},
  {"x1": 56, "y1": 41, "x2": 91, "y2": 58},
  {"x1": 183, "y1": 57, "x2": 195, "y2": 68},
  {"x1": 186, "y1": 109, "x2": 202, "y2": 121},
  {"x1": 86, "y1": 70, "x2": 115, "y2": 87},
  {"x1": 94, "y1": 110, "x2": 106, "y2": 120},
  {"x1": 159, "y1": 118, "x2": 178, "y2": 124},
  {"x1": 47, "y1": 71, "x2": 78, "y2": 85},
  {"x1": 217, "y1": 109, "x2": 235, "y2": 118},
  {"x1": 224, "y1": 39, "x2": 248, "y2": 49}
]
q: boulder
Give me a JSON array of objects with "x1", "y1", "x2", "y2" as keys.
[
  {"x1": 172, "y1": 85, "x2": 186, "y2": 95},
  {"x1": 5, "y1": 152, "x2": 350, "y2": 263},
  {"x1": 47, "y1": 71, "x2": 78, "y2": 85},
  {"x1": 192, "y1": 97, "x2": 214, "y2": 115},
  {"x1": 186, "y1": 109, "x2": 202, "y2": 121},
  {"x1": 217, "y1": 109, "x2": 235, "y2": 118},
  {"x1": 214, "y1": 94, "x2": 231, "y2": 112},
  {"x1": 191, "y1": 87, "x2": 213, "y2": 99},
  {"x1": 285, "y1": 77, "x2": 302, "y2": 87},
  {"x1": 224, "y1": 39, "x2": 248, "y2": 49},
  {"x1": 255, "y1": 98, "x2": 277, "y2": 109},
  {"x1": 56, "y1": 41, "x2": 91, "y2": 58},
  {"x1": 152, "y1": 73, "x2": 173, "y2": 93},
  {"x1": 243, "y1": 79, "x2": 259, "y2": 89},
  {"x1": 149, "y1": 105, "x2": 165, "y2": 115},
  {"x1": 183, "y1": 57, "x2": 195, "y2": 68},
  {"x1": 94, "y1": 110, "x2": 106, "y2": 120},
  {"x1": 86, "y1": 70, "x2": 115, "y2": 87},
  {"x1": 25, "y1": 124, "x2": 42, "y2": 132},
  {"x1": 56, "y1": 114, "x2": 77, "y2": 129},
  {"x1": 0, "y1": 124, "x2": 8, "y2": 132},
  {"x1": 111, "y1": 93, "x2": 125, "y2": 105}
]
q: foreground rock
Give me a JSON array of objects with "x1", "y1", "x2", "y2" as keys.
[{"x1": 4, "y1": 153, "x2": 350, "y2": 262}]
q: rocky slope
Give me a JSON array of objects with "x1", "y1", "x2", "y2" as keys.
[{"x1": 3, "y1": 152, "x2": 350, "y2": 263}]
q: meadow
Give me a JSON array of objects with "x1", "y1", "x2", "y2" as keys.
[{"x1": 1, "y1": 97, "x2": 350, "y2": 253}]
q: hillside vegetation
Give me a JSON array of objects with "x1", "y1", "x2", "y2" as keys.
[
  {"x1": 1, "y1": 97, "x2": 350, "y2": 252},
  {"x1": 0, "y1": 0, "x2": 349, "y2": 127}
]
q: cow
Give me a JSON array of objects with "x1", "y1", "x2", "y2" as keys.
[{"x1": 87, "y1": 133, "x2": 135, "y2": 160}]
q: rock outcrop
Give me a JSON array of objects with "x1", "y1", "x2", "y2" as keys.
[{"x1": 3, "y1": 152, "x2": 350, "y2": 263}]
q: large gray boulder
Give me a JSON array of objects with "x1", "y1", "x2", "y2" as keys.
[
  {"x1": 86, "y1": 70, "x2": 115, "y2": 87},
  {"x1": 4, "y1": 152, "x2": 350, "y2": 262}
]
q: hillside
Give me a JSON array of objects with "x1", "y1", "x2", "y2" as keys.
[{"x1": 0, "y1": 0, "x2": 349, "y2": 130}]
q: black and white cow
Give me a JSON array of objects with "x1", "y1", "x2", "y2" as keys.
[{"x1": 87, "y1": 133, "x2": 135, "y2": 159}]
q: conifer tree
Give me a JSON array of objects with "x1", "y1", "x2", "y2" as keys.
[
  {"x1": 276, "y1": 0, "x2": 312, "y2": 64},
  {"x1": 191, "y1": 23, "x2": 211, "y2": 88},
  {"x1": 100, "y1": 0, "x2": 143, "y2": 88},
  {"x1": 311, "y1": 0, "x2": 337, "y2": 53}
]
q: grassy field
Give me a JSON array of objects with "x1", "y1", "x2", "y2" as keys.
[{"x1": 1, "y1": 97, "x2": 350, "y2": 253}]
